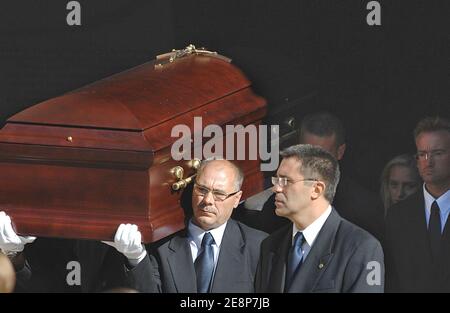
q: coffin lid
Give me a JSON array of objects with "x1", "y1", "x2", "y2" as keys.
[{"x1": 8, "y1": 54, "x2": 251, "y2": 131}]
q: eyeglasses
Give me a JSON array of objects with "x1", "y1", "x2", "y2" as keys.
[
  {"x1": 415, "y1": 149, "x2": 448, "y2": 161},
  {"x1": 193, "y1": 183, "x2": 240, "y2": 202},
  {"x1": 271, "y1": 176, "x2": 319, "y2": 187}
]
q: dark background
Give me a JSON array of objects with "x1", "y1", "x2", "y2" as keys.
[{"x1": 0, "y1": 0, "x2": 448, "y2": 192}]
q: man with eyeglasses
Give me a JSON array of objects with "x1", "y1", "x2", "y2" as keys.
[
  {"x1": 235, "y1": 111, "x2": 384, "y2": 242},
  {"x1": 123, "y1": 158, "x2": 267, "y2": 292},
  {"x1": 255, "y1": 144, "x2": 384, "y2": 293},
  {"x1": 385, "y1": 116, "x2": 450, "y2": 292}
]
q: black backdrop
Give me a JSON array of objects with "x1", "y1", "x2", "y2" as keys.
[{"x1": 0, "y1": 0, "x2": 448, "y2": 192}]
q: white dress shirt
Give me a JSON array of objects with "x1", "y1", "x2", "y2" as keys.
[
  {"x1": 423, "y1": 184, "x2": 450, "y2": 233},
  {"x1": 291, "y1": 205, "x2": 332, "y2": 261},
  {"x1": 188, "y1": 219, "x2": 227, "y2": 274}
]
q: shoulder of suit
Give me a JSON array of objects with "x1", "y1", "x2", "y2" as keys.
[
  {"x1": 150, "y1": 229, "x2": 187, "y2": 251},
  {"x1": 337, "y1": 217, "x2": 381, "y2": 247},
  {"x1": 230, "y1": 219, "x2": 268, "y2": 241},
  {"x1": 260, "y1": 223, "x2": 291, "y2": 247}
]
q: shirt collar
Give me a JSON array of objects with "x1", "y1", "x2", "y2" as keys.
[
  {"x1": 292, "y1": 205, "x2": 332, "y2": 247},
  {"x1": 188, "y1": 219, "x2": 228, "y2": 249},
  {"x1": 423, "y1": 184, "x2": 450, "y2": 216}
]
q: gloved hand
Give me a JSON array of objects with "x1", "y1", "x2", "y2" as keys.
[
  {"x1": 0, "y1": 211, "x2": 36, "y2": 256},
  {"x1": 103, "y1": 224, "x2": 147, "y2": 264}
]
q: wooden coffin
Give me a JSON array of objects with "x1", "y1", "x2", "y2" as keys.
[{"x1": 0, "y1": 48, "x2": 267, "y2": 243}]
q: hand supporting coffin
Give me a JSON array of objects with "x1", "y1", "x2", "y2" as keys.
[
  {"x1": 102, "y1": 224, "x2": 147, "y2": 267},
  {"x1": 0, "y1": 211, "x2": 36, "y2": 259}
]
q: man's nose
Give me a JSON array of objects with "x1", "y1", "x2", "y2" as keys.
[
  {"x1": 424, "y1": 152, "x2": 436, "y2": 165},
  {"x1": 272, "y1": 184, "x2": 282, "y2": 193},
  {"x1": 399, "y1": 186, "x2": 406, "y2": 198},
  {"x1": 203, "y1": 191, "x2": 215, "y2": 204}
]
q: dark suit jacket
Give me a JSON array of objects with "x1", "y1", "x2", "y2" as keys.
[
  {"x1": 16, "y1": 238, "x2": 138, "y2": 293},
  {"x1": 385, "y1": 191, "x2": 450, "y2": 292},
  {"x1": 15, "y1": 238, "x2": 81, "y2": 292},
  {"x1": 75, "y1": 240, "x2": 143, "y2": 292},
  {"x1": 255, "y1": 209, "x2": 384, "y2": 293},
  {"x1": 127, "y1": 219, "x2": 267, "y2": 293}
]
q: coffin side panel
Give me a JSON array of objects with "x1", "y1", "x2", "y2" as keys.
[{"x1": 0, "y1": 162, "x2": 153, "y2": 241}]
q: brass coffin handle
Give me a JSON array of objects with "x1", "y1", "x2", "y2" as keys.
[
  {"x1": 155, "y1": 44, "x2": 232, "y2": 68},
  {"x1": 284, "y1": 117, "x2": 296, "y2": 130},
  {"x1": 171, "y1": 159, "x2": 201, "y2": 191}
]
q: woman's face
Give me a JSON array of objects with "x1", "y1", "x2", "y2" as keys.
[{"x1": 388, "y1": 165, "x2": 420, "y2": 205}]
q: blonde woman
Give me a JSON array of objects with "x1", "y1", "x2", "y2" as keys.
[{"x1": 380, "y1": 154, "x2": 421, "y2": 216}]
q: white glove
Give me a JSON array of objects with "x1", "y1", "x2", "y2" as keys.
[
  {"x1": 103, "y1": 224, "x2": 147, "y2": 264},
  {"x1": 0, "y1": 211, "x2": 36, "y2": 255}
]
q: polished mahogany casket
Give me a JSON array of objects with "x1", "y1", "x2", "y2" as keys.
[{"x1": 0, "y1": 47, "x2": 267, "y2": 243}]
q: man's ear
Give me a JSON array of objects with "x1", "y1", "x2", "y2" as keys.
[
  {"x1": 337, "y1": 143, "x2": 346, "y2": 160},
  {"x1": 311, "y1": 181, "x2": 326, "y2": 200},
  {"x1": 233, "y1": 191, "x2": 243, "y2": 208}
]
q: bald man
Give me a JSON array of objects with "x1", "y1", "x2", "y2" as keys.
[{"x1": 126, "y1": 158, "x2": 268, "y2": 293}]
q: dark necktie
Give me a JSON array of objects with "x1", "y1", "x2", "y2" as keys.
[
  {"x1": 285, "y1": 231, "x2": 304, "y2": 291},
  {"x1": 195, "y1": 232, "x2": 215, "y2": 293},
  {"x1": 429, "y1": 201, "x2": 442, "y2": 262}
]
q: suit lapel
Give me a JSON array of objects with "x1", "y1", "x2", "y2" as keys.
[
  {"x1": 408, "y1": 192, "x2": 434, "y2": 269},
  {"x1": 267, "y1": 225, "x2": 291, "y2": 292},
  {"x1": 167, "y1": 234, "x2": 197, "y2": 292},
  {"x1": 210, "y1": 220, "x2": 245, "y2": 292},
  {"x1": 287, "y1": 209, "x2": 339, "y2": 293}
]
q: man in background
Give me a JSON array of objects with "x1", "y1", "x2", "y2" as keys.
[
  {"x1": 237, "y1": 112, "x2": 384, "y2": 242},
  {"x1": 385, "y1": 116, "x2": 450, "y2": 292}
]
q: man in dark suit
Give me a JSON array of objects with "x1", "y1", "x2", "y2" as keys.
[
  {"x1": 385, "y1": 116, "x2": 450, "y2": 292},
  {"x1": 236, "y1": 112, "x2": 384, "y2": 242},
  {"x1": 255, "y1": 144, "x2": 384, "y2": 293},
  {"x1": 126, "y1": 158, "x2": 267, "y2": 293}
]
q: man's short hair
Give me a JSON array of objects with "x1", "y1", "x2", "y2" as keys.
[
  {"x1": 280, "y1": 144, "x2": 341, "y2": 202},
  {"x1": 197, "y1": 157, "x2": 244, "y2": 191},
  {"x1": 413, "y1": 116, "x2": 450, "y2": 138},
  {"x1": 299, "y1": 111, "x2": 346, "y2": 147}
]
